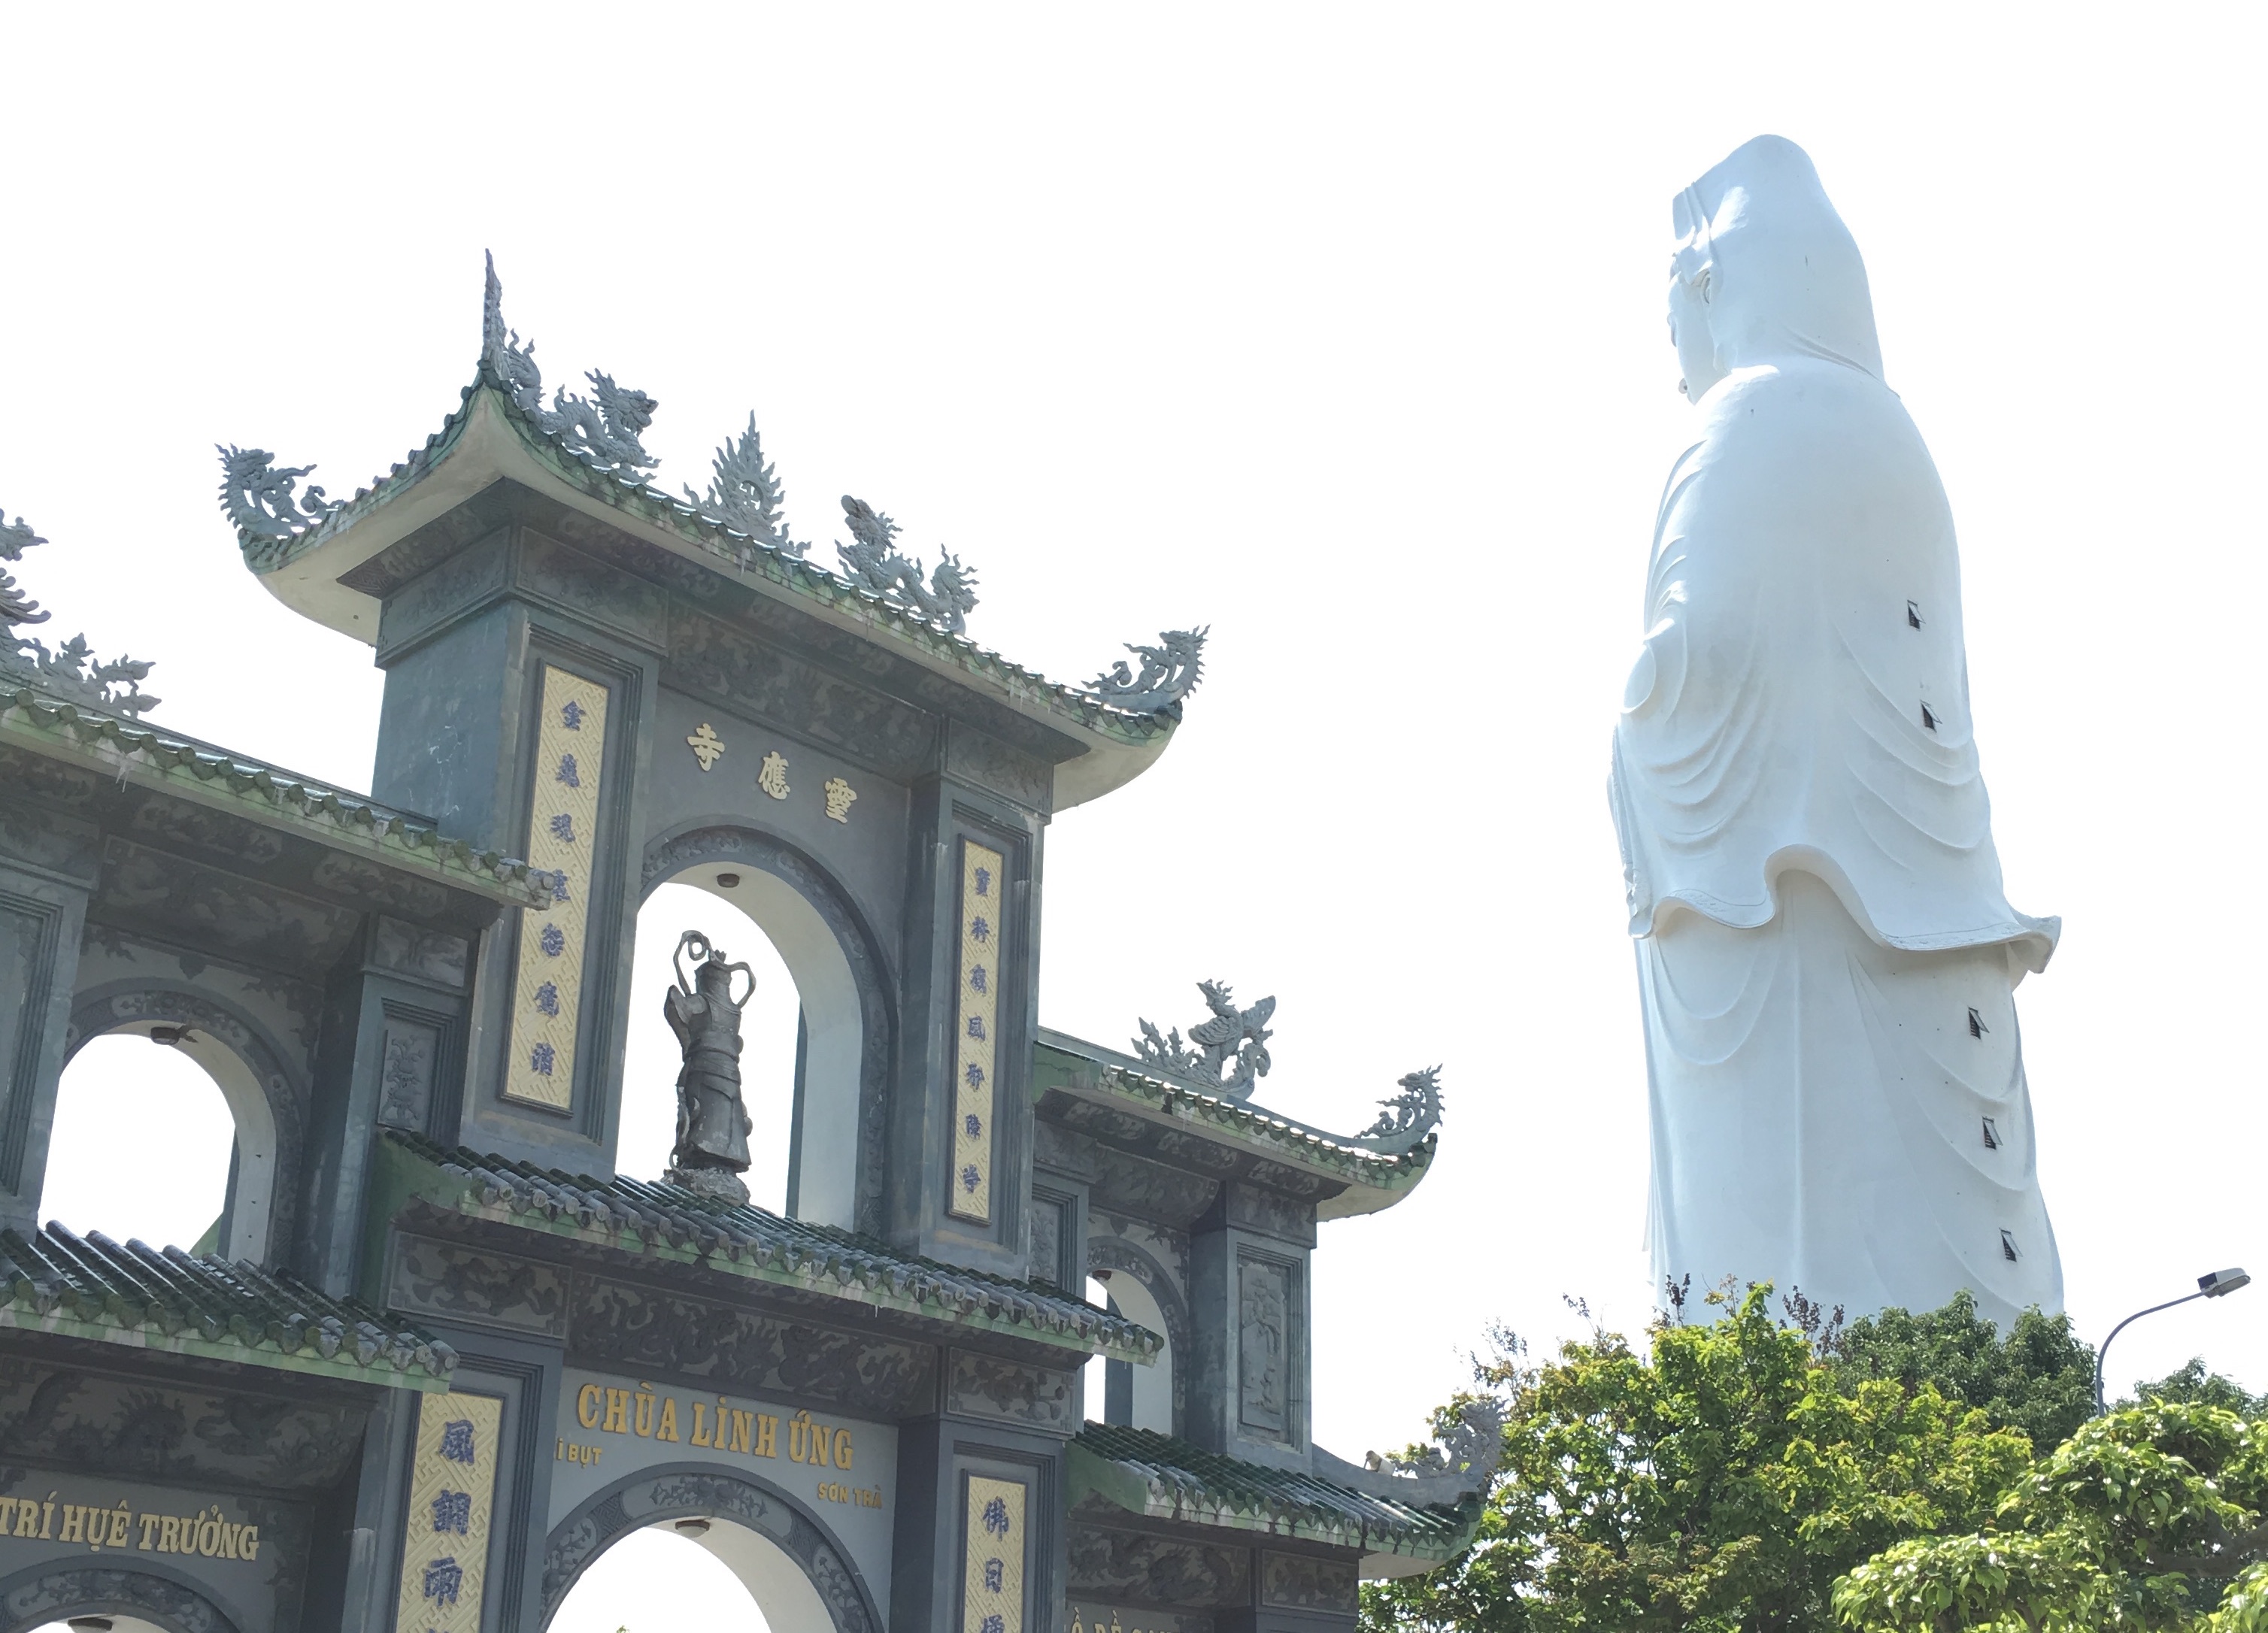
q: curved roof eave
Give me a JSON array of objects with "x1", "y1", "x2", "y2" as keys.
[{"x1": 241, "y1": 386, "x2": 1173, "y2": 810}]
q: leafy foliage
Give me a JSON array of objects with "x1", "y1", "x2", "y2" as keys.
[
  {"x1": 1360, "y1": 1285, "x2": 2033, "y2": 1633},
  {"x1": 1824, "y1": 1292, "x2": 2097, "y2": 1451},
  {"x1": 1833, "y1": 1401, "x2": 2268, "y2": 1631}
]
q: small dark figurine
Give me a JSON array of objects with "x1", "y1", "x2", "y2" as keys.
[{"x1": 663, "y1": 930, "x2": 755, "y2": 1203}]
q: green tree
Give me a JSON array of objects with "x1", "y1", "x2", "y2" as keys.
[
  {"x1": 1823, "y1": 1293, "x2": 2095, "y2": 1451},
  {"x1": 1361, "y1": 1286, "x2": 2034, "y2": 1633},
  {"x1": 1833, "y1": 1401, "x2": 2268, "y2": 1631}
]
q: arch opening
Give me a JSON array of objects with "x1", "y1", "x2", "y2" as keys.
[
  {"x1": 549, "y1": 1521, "x2": 783, "y2": 1633},
  {"x1": 635, "y1": 829, "x2": 884, "y2": 1232},
  {"x1": 1092, "y1": 1271, "x2": 1175, "y2": 1435},
  {"x1": 42, "y1": 1026, "x2": 274, "y2": 1261}
]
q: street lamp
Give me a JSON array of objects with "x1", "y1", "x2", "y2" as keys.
[{"x1": 2094, "y1": 1268, "x2": 2252, "y2": 1415}]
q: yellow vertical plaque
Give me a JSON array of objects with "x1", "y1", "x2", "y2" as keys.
[
  {"x1": 504, "y1": 665, "x2": 609, "y2": 1109},
  {"x1": 393, "y1": 1390, "x2": 503, "y2": 1633},
  {"x1": 960, "y1": 1475, "x2": 1026, "y2": 1633},
  {"x1": 949, "y1": 839, "x2": 1004, "y2": 1222}
]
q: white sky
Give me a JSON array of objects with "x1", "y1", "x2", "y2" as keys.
[{"x1": 11, "y1": 12, "x2": 2268, "y2": 1619}]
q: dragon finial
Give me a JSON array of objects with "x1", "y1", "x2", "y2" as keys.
[
  {"x1": 0, "y1": 507, "x2": 157, "y2": 717},
  {"x1": 215, "y1": 445, "x2": 341, "y2": 549},
  {"x1": 835, "y1": 495, "x2": 980, "y2": 634},
  {"x1": 1133, "y1": 979, "x2": 1276, "y2": 1099},
  {"x1": 479, "y1": 253, "x2": 659, "y2": 474},
  {"x1": 1364, "y1": 1398, "x2": 1505, "y2": 1488},
  {"x1": 1355, "y1": 1066, "x2": 1444, "y2": 1153},
  {"x1": 1089, "y1": 627, "x2": 1207, "y2": 713}
]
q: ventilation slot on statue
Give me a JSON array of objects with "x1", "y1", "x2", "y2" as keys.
[
  {"x1": 1981, "y1": 1116, "x2": 2000, "y2": 1150},
  {"x1": 2000, "y1": 1230, "x2": 2020, "y2": 1262}
]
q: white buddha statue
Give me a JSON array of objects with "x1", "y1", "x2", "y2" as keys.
[{"x1": 1611, "y1": 135, "x2": 2063, "y2": 1327}]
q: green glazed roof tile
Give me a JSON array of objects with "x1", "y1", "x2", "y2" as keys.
[
  {"x1": 383, "y1": 1130, "x2": 1160, "y2": 1364},
  {"x1": 0, "y1": 1222, "x2": 453, "y2": 1390}
]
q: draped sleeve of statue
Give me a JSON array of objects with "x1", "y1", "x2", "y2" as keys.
[
  {"x1": 1609, "y1": 230, "x2": 2056, "y2": 971},
  {"x1": 1615, "y1": 135, "x2": 2062, "y2": 1331}
]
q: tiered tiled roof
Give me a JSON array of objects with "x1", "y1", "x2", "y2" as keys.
[
  {"x1": 0, "y1": 683, "x2": 553, "y2": 909},
  {"x1": 1032, "y1": 1032, "x2": 1436, "y2": 1219},
  {"x1": 1070, "y1": 1424, "x2": 1476, "y2": 1562},
  {"x1": 381, "y1": 1132, "x2": 1160, "y2": 1363},
  {"x1": 242, "y1": 368, "x2": 1180, "y2": 747},
  {"x1": 0, "y1": 1223, "x2": 454, "y2": 1389}
]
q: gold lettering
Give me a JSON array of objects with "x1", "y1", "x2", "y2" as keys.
[
  {"x1": 39, "y1": 1497, "x2": 53, "y2": 1541},
  {"x1": 578, "y1": 1383, "x2": 603, "y2": 1429},
  {"x1": 690, "y1": 1401, "x2": 712, "y2": 1448},
  {"x1": 59, "y1": 1504, "x2": 83, "y2": 1544},
  {"x1": 138, "y1": 1512, "x2": 159, "y2": 1550},
  {"x1": 634, "y1": 1383, "x2": 656, "y2": 1438},
  {"x1": 0, "y1": 1498, "x2": 17, "y2": 1534},
  {"x1": 836, "y1": 1430, "x2": 854, "y2": 1471},
  {"x1": 789, "y1": 1410, "x2": 812, "y2": 1464},
  {"x1": 220, "y1": 1522, "x2": 241, "y2": 1561},
  {"x1": 159, "y1": 1516, "x2": 181, "y2": 1553},
  {"x1": 241, "y1": 1524, "x2": 260, "y2": 1562},
  {"x1": 604, "y1": 1389, "x2": 629, "y2": 1435},
  {"x1": 656, "y1": 1397, "x2": 680, "y2": 1443},
  {"x1": 197, "y1": 1508, "x2": 223, "y2": 1557},
  {"x1": 14, "y1": 1502, "x2": 38, "y2": 1539},
  {"x1": 754, "y1": 1413, "x2": 778, "y2": 1458},
  {"x1": 729, "y1": 1410, "x2": 753, "y2": 1456},
  {"x1": 108, "y1": 1504, "x2": 130, "y2": 1548}
]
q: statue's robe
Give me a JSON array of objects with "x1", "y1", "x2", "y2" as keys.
[
  {"x1": 1611, "y1": 137, "x2": 2061, "y2": 1327},
  {"x1": 663, "y1": 976, "x2": 753, "y2": 1173}
]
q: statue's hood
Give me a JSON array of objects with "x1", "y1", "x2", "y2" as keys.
[{"x1": 1674, "y1": 135, "x2": 1884, "y2": 380}]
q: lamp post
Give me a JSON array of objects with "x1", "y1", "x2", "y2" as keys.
[{"x1": 2094, "y1": 1267, "x2": 2252, "y2": 1415}]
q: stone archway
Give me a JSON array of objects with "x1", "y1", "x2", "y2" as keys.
[
  {"x1": 1088, "y1": 1235, "x2": 1190, "y2": 1435},
  {"x1": 61, "y1": 983, "x2": 307, "y2": 1263},
  {"x1": 641, "y1": 824, "x2": 896, "y2": 1237},
  {"x1": 0, "y1": 1562, "x2": 241, "y2": 1633},
  {"x1": 542, "y1": 1467, "x2": 882, "y2": 1633}
]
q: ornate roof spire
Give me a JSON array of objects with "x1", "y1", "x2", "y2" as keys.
[{"x1": 0, "y1": 507, "x2": 157, "y2": 716}]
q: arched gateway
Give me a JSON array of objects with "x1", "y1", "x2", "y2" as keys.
[{"x1": 0, "y1": 264, "x2": 1481, "y2": 1632}]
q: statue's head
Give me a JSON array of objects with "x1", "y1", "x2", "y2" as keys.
[{"x1": 1667, "y1": 135, "x2": 1883, "y2": 401}]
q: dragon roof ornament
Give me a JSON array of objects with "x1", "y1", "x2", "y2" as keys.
[
  {"x1": 217, "y1": 445, "x2": 342, "y2": 566},
  {"x1": 1306, "y1": 1395, "x2": 1505, "y2": 1507},
  {"x1": 1087, "y1": 626, "x2": 1205, "y2": 714},
  {"x1": 0, "y1": 508, "x2": 158, "y2": 717},
  {"x1": 1356, "y1": 1065, "x2": 1445, "y2": 1155},
  {"x1": 1128, "y1": 982, "x2": 1442, "y2": 1150},
  {"x1": 481, "y1": 252, "x2": 659, "y2": 474},
  {"x1": 835, "y1": 496, "x2": 980, "y2": 634}
]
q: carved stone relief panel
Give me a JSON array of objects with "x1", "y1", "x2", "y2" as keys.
[
  {"x1": 0, "y1": 1356, "x2": 365, "y2": 1492},
  {"x1": 123, "y1": 798, "x2": 286, "y2": 869},
  {"x1": 1224, "y1": 1183, "x2": 1315, "y2": 1248},
  {"x1": 942, "y1": 723, "x2": 1053, "y2": 811},
  {"x1": 0, "y1": 797, "x2": 99, "y2": 881},
  {"x1": 1236, "y1": 1256, "x2": 1292, "y2": 1440},
  {"x1": 1086, "y1": 1148, "x2": 1220, "y2": 1227},
  {"x1": 665, "y1": 604, "x2": 939, "y2": 777},
  {"x1": 308, "y1": 852, "x2": 453, "y2": 919},
  {"x1": 569, "y1": 1277, "x2": 935, "y2": 1418},
  {"x1": 96, "y1": 837, "x2": 359, "y2": 975},
  {"x1": 944, "y1": 1349, "x2": 1074, "y2": 1430},
  {"x1": 1033, "y1": 1120, "x2": 1098, "y2": 1179},
  {"x1": 1260, "y1": 1550, "x2": 1359, "y2": 1613},
  {"x1": 1066, "y1": 1521, "x2": 1249, "y2": 1607},
  {"x1": 517, "y1": 530, "x2": 669, "y2": 650},
  {"x1": 377, "y1": 1018, "x2": 441, "y2": 1131},
  {"x1": 1029, "y1": 1191, "x2": 1066, "y2": 1290},
  {"x1": 372, "y1": 916, "x2": 472, "y2": 988},
  {"x1": 387, "y1": 1234, "x2": 565, "y2": 1338}
]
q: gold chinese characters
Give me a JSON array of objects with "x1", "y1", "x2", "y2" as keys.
[
  {"x1": 757, "y1": 750, "x2": 791, "y2": 800},
  {"x1": 824, "y1": 777, "x2": 857, "y2": 823},
  {"x1": 687, "y1": 721, "x2": 726, "y2": 771}
]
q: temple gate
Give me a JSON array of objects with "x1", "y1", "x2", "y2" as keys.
[{"x1": 0, "y1": 263, "x2": 1488, "y2": 1633}]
